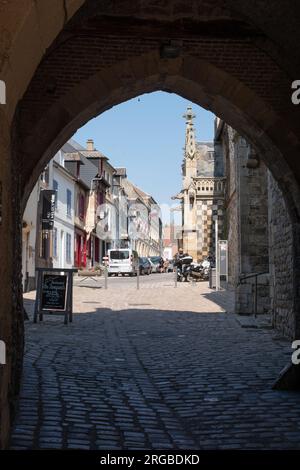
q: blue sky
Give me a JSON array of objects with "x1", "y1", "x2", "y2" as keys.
[{"x1": 73, "y1": 91, "x2": 215, "y2": 221}]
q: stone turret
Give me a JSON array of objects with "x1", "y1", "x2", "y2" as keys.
[
  {"x1": 182, "y1": 106, "x2": 197, "y2": 189},
  {"x1": 183, "y1": 106, "x2": 196, "y2": 160},
  {"x1": 179, "y1": 107, "x2": 226, "y2": 262},
  {"x1": 181, "y1": 106, "x2": 198, "y2": 259}
]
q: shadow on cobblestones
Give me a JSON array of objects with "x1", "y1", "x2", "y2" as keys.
[
  {"x1": 10, "y1": 295, "x2": 300, "y2": 450},
  {"x1": 200, "y1": 282, "x2": 235, "y2": 314}
]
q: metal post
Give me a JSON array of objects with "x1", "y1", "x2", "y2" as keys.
[
  {"x1": 215, "y1": 218, "x2": 220, "y2": 291},
  {"x1": 64, "y1": 271, "x2": 69, "y2": 325},
  {"x1": 39, "y1": 271, "x2": 44, "y2": 322},
  {"x1": 254, "y1": 274, "x2": 258, "y2": 318},
  {"x1": 68, "y1": 271, "x2": 73, "y2": 323},
  {"x1": 34, "y1": 270, "x2": 41, "y2": 323},
  {"x1": 137, "y1": 266, "x2": 140, "y2": 290},
  {"x1": 104, "y1": 265, "x2": 108, "y2": 289},
  {"x1": 174, "y1": 268, "x2": 177, "y2": 288}
]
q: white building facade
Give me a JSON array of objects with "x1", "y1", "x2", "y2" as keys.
[
  {"x1": 22, "y1": 182, "x2": 39, "y2": 291},
  {"x1": 22, "y1": 139, "x2": 162, "y2": 289},
  {"x1": 50, "y1": 152, "x2": 76, "y2": 269}
]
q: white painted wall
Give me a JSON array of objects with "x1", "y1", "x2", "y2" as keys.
[
  {"x1": 22, "y1": 181, "x2": 39, "y2": 290},
  {"x1": 50, "y1": 159, "x2": 75, "y2": 269}
]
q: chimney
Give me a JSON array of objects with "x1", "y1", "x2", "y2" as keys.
[{"x1": 86, "y1": 139, "x2": 94, "y2": 151}]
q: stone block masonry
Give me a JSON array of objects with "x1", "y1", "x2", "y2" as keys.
[
  {"x1": 268, "y1": 172, "x2": 294, "y2": 339},
  {"x1": 221, "y1": 125, "x2": 270, "y2": 315}
]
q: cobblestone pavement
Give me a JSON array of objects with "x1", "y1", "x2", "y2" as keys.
[{"x1": 10, "y1": 274, "x2": 300, "y2": 450}]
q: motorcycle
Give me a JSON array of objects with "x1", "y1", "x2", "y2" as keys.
[
  {"x1": 190, "y1": 257, "x2": 214, "y2": 281},
  {"x1": 189, "y1": 262, "x2": 203, "y2": 281},
  {"x1": 176, "y1": 255, "x2": 193, "y2": 282},
  {"x1": 200, "y1": 258, "x2": 211, "y2": 280}
]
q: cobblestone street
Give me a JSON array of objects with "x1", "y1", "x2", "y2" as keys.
[{"x1": 10, "y1": 274, "x2": 300, "y2": 450}]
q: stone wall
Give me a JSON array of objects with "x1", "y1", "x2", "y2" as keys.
[
  {"x1": 221, "y1": 125, "x2": 240, "y2": 286},
  {"x1": 221, "y1": 122, "x2": 296, "y2": 331},
  {"x1": 268, "y1": 172, "x2": 295, "y2": 339},
  {"x1": 220, "y1": 124, "x2": 270, "y2": 315},
  {"x1": 237, "y1": 143, "x2": 270, "y2": 315},
  {"x1": 221, "y1": 121, "x2": 297, "y2": 335}
]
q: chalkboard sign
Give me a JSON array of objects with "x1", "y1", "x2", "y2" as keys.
[
  {"x1": 41, "y1": 274, "x2": 67, "y2": 311},
  {"x1": 34, "y1": 268, "x2": 77, "y2": 324}
]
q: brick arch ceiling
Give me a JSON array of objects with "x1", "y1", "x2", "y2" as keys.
[{"x1": 12, "y1": 1, "x2": 300, "y2": 219}]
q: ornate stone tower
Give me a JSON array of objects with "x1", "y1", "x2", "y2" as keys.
[
  {"x1": 179, "y1": 107, "x2": 225, "y2": 261},
  {"x1": 181, "y1": 107, "x2": 198, "y2": 260}
]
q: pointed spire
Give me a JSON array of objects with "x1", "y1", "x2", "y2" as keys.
[{"x1": 183, "y1": 106, "x2": 196, "y2": 159}]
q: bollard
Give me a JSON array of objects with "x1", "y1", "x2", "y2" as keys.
[
  {"x1": 137, "y1": 267, "x2": 140, "y2": 290},
  {"x1": 104, "y1": 266, "x2": 108, "y2": 289},
  {"x1": 254, "y1": 275, "x2": 258, "y2": 318},
  {"x1": 174, "y1": 269, "x2": 177, "y2": 288}
]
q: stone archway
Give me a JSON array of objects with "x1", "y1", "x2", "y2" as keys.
[
  {"x1": 2, "y1": 0, "x2": 300, "y2": 449},
  {"x1": 18, "y1": 54, "x2": 300, "y2": 215}
]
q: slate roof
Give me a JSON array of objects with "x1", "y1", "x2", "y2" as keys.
[
  {"x1": 121, "y1": 179, "x2": 158, "y2": 207},
  {"x1": 195, "y1": 141, "x2": 224, "y2": 178},
  {"x1": 131, "y1": 183, "x2": 150, "y2": 200},
  {"x1": 80, "y1": 149, "x2": 109, "y2": 160},
  {"x1": 62, "y1": 139, "x2": 99, "y2": 189},
  {"x1": 115, "y1": 167, "x2": 127, "y2": 177},
  {"x1": 196, "y1": 141, "x2": 214, "y2": 150},
  {"x1": 63, "y1": 152, "x2": 84, "y2": 163},
  {"x1": 62, "y1": 139, "x2": 85, "y2": 152},
  {"x1": 121, "y1": 179, "x2": 138, "y2": 200}
]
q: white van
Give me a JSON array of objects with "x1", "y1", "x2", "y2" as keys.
[{"x1": 107, "y1": 249, "x2": 139, "y2": 276}]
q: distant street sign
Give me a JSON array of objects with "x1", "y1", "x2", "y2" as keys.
[{"x1": 218, "y1": 240, "x2": 228, "y2": 280}]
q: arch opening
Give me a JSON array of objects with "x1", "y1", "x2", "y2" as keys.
[{"x1": 2, "y1": 0, "x2": 300, "y2": 450}]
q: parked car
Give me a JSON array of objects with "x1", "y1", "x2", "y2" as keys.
[
  {"x1": 167, "y1": 260, "x2": 174, "y2": 272},
  {"x1": 139, "y1": 257, "x2": 151, "y2": 275},
  {"x1": 107, "y1": 249, "x2": 139, "y2": 276},
  {"x1": 149, "y1": 256, "x2": 164, "y2": 273},
  {"x1": 148, "y1": 258, "x2": 156, "y2": 273}
]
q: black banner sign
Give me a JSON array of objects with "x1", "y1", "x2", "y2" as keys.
[
  {"x1": 41, "y1": 274, "x2": 67, "y2": 311},
  {"x1": 42, "y1": 189, "x2": 56, "y2": 230},
  {"x1": 0, "y1": 450, "x2": 298, "y2": 468}
]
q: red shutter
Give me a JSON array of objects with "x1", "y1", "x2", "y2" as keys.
[{"x1": 83, "y1": 236, "x2": 87, "y2": 267}]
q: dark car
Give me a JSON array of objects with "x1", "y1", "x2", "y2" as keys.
[
  {"x1": 167, "y1": 260, "x2": 174, "y2": 272},
  {"x1": 139, "y1": 257, "x2": 152, "y2": 275},
  {"x1": 149, "y1": 256, "x2": 164, "y2": 273}
]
